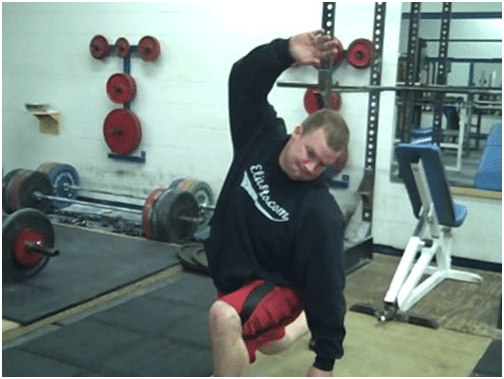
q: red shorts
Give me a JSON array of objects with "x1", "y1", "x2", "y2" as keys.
[{"x1": 218, "y1": 280, "x2": 304, "y2": 363}]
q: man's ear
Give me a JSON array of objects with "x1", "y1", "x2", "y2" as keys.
[{"x1": 292, "y1": 124, "x2": 304, "y2": 138}]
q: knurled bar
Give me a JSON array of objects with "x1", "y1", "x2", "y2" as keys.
[
  {"x1": 432, "y1": 2, "x2": 452, "y2": 143},
  {"x1": 362, "y1": 2, "x2": 386, "y2": 223}
]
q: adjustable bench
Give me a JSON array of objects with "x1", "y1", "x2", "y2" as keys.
[
  {"x1": 384, "y1": 143, "x2": 483, "y2": 317},
  {"x1": 351, "y1": 142, "x2": 484, "y2": 327}
]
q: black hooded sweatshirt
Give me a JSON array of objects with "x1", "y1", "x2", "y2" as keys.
[{"x1": 204, "y1": 37, "x2": 346, "y2": 371}]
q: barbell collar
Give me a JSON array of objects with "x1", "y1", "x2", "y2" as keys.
[
  {"x1": 24, "y1": 241, "x2": 60, "y2": 257},
  {"x1": 199, "y1": 204, "x2": 216, "y2": 211},
  {"x1": 178, "y1": 215, "x2": 203, "y2": 223}
]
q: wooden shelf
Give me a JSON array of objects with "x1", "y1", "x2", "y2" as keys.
[{"x1": 30, "y1": 111, "x2": 61, "y2": 135}]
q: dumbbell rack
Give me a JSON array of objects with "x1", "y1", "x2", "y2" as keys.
[{"x1": 90, "y1": 35, "x2": 161, "y2": 164}]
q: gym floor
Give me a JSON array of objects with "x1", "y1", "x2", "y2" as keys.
[{"x1": 2, "y1": 223, "x2": 502, "y2": 377}]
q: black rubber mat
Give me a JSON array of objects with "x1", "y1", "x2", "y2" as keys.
[
  {"x1": 3, "y1": 224, "x2": 181, "y2": 325},
  {"x1": 3, "y1": 272, "x2": 216, "y2": 377},
  {"x1": 471, "y1": 339, "x2": 502, "y2": 377}
]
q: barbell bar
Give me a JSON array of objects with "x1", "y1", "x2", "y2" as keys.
[
  {"x1": 277, "y1": 81, "x2": 502, "y2": 95},
  {"x1": 61, "y1": 183, "x2": 217, "y2": 211},
  {"x1": 32, "y1": 191, "x2": 203, "y2": 224}
]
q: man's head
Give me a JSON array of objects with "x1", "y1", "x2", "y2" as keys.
[{"x1": 279, "y1": 109, "x2": 349, "y2": 181}]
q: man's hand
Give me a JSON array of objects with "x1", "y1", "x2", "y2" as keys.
[
  {"x1": 307, "y1": 366, "x2": 333, "y2": 377},
  {"x1": 289, "y1": 30, "x2": 341, "y2": 68}
]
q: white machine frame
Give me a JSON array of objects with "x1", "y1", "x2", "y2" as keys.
[{"x1": 384, "y1": 158, "x2": 483, "y2": 313}]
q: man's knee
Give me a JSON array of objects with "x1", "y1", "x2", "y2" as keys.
[{"x1": 209, "y1": 300, "x2": 242, "y2": 338}]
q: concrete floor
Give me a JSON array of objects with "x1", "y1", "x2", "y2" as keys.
[{"x1": 250, "y1": 312, "x2": 491, "y2": 377}]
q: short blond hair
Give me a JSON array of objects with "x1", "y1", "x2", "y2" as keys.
[{"x1": 301, "y1": 109, "x2": 349, "y2": 152}]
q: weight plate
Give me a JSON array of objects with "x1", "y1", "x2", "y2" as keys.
[
  {"x1": 138, "y1": 35, "x2": 161, "y2": 62},
  {"x1": 12, "y1": 227, "x2": 46, "y2": 267},
  {"x1": 177, "y1": 242, "x2": 209, "y2": 275},
  {"x1": 155, "y1": 189, "x2": 199, "y2": 243},
  {"x1": 169, "y1": 178, "x2": 214, "y2": 229},
  {"x1": 106, "y1": 73, "x2": 137, "y2": 104},
  {"x1": 151, "y1": 188, "x2": 172, "y2": 241},
  {"x1": 3, "y1": 208, "x2": 53, "y2": 282},
  {"x1": 168, "y1": 178, "x2": 186, "y2": 190},
  {"x1": 90, "y1": 35, "x2": 110, "y2": 60},
  {"x1": 9, "y1": 170, "x2": 53, "y2": 213},
  {"x1": 142, "y1": 187, "x2": 165, "y2": 239},
  {"x1": 103, "y1": 108, "x2": 142, "y2": 155},
  {"x1": 303, "y1": 88, "x2": 342, "y2": 114},
  {"x1": 346, "y1": 38, "x2": 375, "y2": 69},
  {"x1": 3, "y1": 169, "x2": 22, "y2": 214},
  {"x1": 115, "y1": 37, "x2": 131, "y2": 58},
  {"x1": 37, "y1": 162, "x2": 79, "y2": 209},
  {"x1": 5, "y1": 169, "x2": 29, "y2": 212}
]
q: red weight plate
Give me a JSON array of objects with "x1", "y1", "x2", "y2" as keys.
[
  {"x1": 116, "y1": 37, "x2": 131, "y2": 58},
  {"x1": 303, "y1": 87, "x2": 342, "y2": 114},
  {"x1": 106, "y1": 73, "x2": 137, "y2": 104},
  {"x1": 7, "y1": 170, "x2": 32, "y2": 213},
  {"x1": 142, "y1": 188, "x2": 165, "y2": 239},
  {"x1": 103, "y1": 109, "x2": 142, "y2": 155},
  {"x1": 12, "y1": 227, "x2": 45, "y2": 267},
  {"x1": 138, "y1": 36, "x2": 161, "y2": 62},
  {"x1": 90, "y1": 35, "x2": 110, "y2": 59},
  {"x1": 346, "y1": 38, "x2": 375, "y2": 69}
]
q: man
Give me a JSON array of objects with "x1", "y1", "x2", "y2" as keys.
[{"x1": 204, "y1": 30, "x2": 349, "y2": 377}]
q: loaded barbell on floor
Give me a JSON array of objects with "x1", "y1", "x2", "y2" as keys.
[
  {"x1": 3, "y1": 208, "x2": 59, "y2": 282},
  {"x1": 3, "y1": 168, "x2": 215, "y2": 244},
  {"x1": 35, "y1": 162, "x2": 215, "y2": 219}
]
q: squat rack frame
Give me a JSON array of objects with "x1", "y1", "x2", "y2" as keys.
[{"x1": 277, "y1": 2, "x2": 501, "y2": 233}]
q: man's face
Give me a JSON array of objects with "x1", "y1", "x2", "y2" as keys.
[{"x1": 280, "y1": 126, "x2": 343, "y2": 181}]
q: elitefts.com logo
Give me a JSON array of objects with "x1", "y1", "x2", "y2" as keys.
[{"x1": 240, "y1": 164, "x2": 290, "y2": 222}]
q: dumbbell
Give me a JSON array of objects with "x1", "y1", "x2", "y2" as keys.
[{"x1": 3, "y1": 208, "x2": 59, "y2": 282}]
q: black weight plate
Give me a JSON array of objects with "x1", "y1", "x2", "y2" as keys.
[
  {"x1": 169, "y1": 178, "x2": 215, "y2": 229},
  {"x1": 177, "y1": 243, "x2": 209, "y2": 275},
  {"x1": 150, "y1": 188, "x2": 173, "y2": 241},
  {"x1": 193, "y1": 246, "x2": 209, "y2": 271},
  {"x1": 156, "y1": 190, "x2": 199, "y2": 243},
  {"x1": 6, "y1": 169, "x2": 33, "y2": 213},
  {"x1": 2, "y1": 208, "x2": 54, "y2": 282},
  {"x1": 37, "y1": 162, "x2": 79, "y2": 209},
  {"x1": 3, "y1": 169, "x2": 22, "y2": 214},
  {"x1": 18, "y1": 171, "x2": 53, "y2": 213}
]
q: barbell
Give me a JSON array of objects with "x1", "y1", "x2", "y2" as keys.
[
  {"x1": 278, "y1": 81, "x2": 502, "y2": 95},
  {"x1": 3, "y1": 167, "x2": 215, "y2": 244},
  {"x1": 3, "y1": 208, "x2": 59, "y2": 282},
  {"x1": 35, "y1": 162, "x2": 214, "y2": 219}
]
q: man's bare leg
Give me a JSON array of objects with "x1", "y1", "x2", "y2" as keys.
[
  {"x1": 208, "y1": 300, "x2": 250, "y2": 376},
  {"x1": 258, "y1": 311, "x2": 309, "y2": 355}
]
